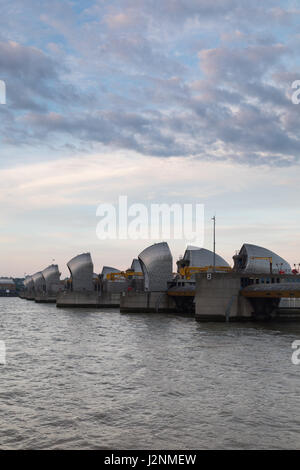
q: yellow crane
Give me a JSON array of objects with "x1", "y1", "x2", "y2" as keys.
[
  {"x1": 179, "y1": 266, "x2": 232, "y2": 280},
  {"x1": 106, "y1": 270, "x2": 143, "y2": 281}
]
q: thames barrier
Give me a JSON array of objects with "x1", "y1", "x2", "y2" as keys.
[{"x1": 19, "y1": 242, "x2": 300, "y2": 321}]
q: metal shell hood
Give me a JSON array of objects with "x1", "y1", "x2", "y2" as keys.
[
  {"x1": 42, "y1": 265, "x2": 61, "y2": 294},
  {"x1": 32, "y1": 272, "x2": 45, "y2": 294},
  {"x1": 67, "y1": 253, "x2": 94, "y2": 291},
  {"x1": 101, "y1": 266, "x2": 121, "y2": 279},
  {"x1": 183, "y1": 246, "x2": 229, "y2": 268},
  {"x1": 233, "y1": 244, "x2": 291, "y2": 274},
  {"x1": 138, "y1": 242, "x2": 173, "y2": 291},
  {"x1": 130, "y1": 259, "x2": 142, "y2": 273},
  {"x1": 24, "y1": 276, "x2": 34, "y2": 289}
]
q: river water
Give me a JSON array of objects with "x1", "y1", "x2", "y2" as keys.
[{"x1": 0, "y1": 297, "x2": 300, "y2": 449}]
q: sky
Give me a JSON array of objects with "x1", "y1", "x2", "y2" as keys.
[{"x1": 1, "y1": 0, "x2": 300, "y2": 277}]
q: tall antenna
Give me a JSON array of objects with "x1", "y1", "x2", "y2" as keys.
[{"x1": 212, "y1": 215, "x2": 216, "y2": 271}]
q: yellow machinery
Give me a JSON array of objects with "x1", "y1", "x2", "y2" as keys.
[
  {"x1": 179, "y1": 266, "x2": 232, "y2": 280},
  {"x1": 106, "y1": 270, "x2": 143, "y2": 281}
]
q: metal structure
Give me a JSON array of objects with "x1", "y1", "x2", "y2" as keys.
[
  {"x1": 32, "y1": 272, "x2": 45, "y2": 296},
  {"x1": 42, "y1": 264, "x2": 61, "y2": 295},
  {"x1": 23, "y1": 276, "x2": 34, "y2": 294},
  {"x1": 101, "y1": 266, "x2": 121, "y2": 279},
  {"x1": 168, "y1": 246, "x2": 230, "y2": 314},
  {"x1": 178, "y1": 246, "x2": 230, "y2": 279},
  {"x1": 105, "y1": 261, "x2": 143, "y2": 282},
  {"x1": 233, "y1": 244, "x2": 291, "y2": 274},
  {"x1": 106, "y1": 270, "x2": 143, "y2": 281},
  {"x1": 241, "y1": 283, "x2": 300, "y2": 298},
  {"x1": 179, "y1": 265, "x2": 231, "y2": 279},
  {"x1": 131, "y1": 258, "x2": 142, "y2": 273},
  {"x1": 23, "y1": 275, "x2": 36, "y2": 299},
  {"x1": 67, "y1": 253, "x2": 94, "y2": 292},
  {"x1": 138, "y1": 242, "x2": 173, "y2": 291},
  {"x1": 100, "y1": 266, "x2": 128, "y2": 294},
  {"x1": 212, "y1": 216, "x2": 216, "y2": 271}
]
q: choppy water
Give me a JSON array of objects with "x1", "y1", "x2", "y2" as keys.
[{"x1": 0, "y1": 297, "x2": 300, "y2": 449}]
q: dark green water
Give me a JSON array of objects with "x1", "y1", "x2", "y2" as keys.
[{"x1": 0, "y1": 297, "x2": 300, "y2": 449}]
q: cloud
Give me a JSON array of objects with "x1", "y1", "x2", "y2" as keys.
[
  {"x1": 0, "y1": 150, "x2": 299, "y2": 211},
  {"x1": 0, "y1": 1, "x2": 299, "y2": 166},
  {"x1": 1, "y1": 150, "x2": 300, "y2": 276}
]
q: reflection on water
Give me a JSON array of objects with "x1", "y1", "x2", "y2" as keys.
[{"x1": 0, "y1": 297, "x2": 300, "y2": 449}]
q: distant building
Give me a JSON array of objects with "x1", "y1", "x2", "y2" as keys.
[{"x1": 0, "y1": 278, "x2": 17, "y2": 296}]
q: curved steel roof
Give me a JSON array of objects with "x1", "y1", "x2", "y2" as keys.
[
  {"x1": 138, "y1": 242, "x2": 173, "y2": 291},
  {"x1": 67, "y1": 253, "x2": 94, "y2": 291},
  {"x1": 32, "y1": 272, "x2": 45, "y2": 294},
  {"x1": 42, "y1": 265, "x2": 60, "y2": 283},
  {"x1": 130, "y1": 258, "x2": 142, "y2": 273},
  {"x1": 24, "y1": 276, "x2": 34, "y2": 288},
  {"x1": 183, "y1": 246, "x2": 229, "y2": 269},
  {"x1": 101, "y1": 266, "x2": 120, "y2": 278},
  {"x1": 42, "y1": 265, "x2": 61, "y2": 293},
  {"x1": 233, "y1": 244, "x2": 291, "y2": 274},
  {"x1": 24, "y1": 276, "x2": 35, "y2": 296}
]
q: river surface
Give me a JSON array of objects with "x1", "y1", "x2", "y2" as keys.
[{"x1": 0, "y1": 297, "x2": 300, "y2": 449}]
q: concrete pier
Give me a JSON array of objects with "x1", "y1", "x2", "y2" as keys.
[
  {"x1": 35, "y1": 294, "x2": 57, "y2": 303},
  {"x1": 98, "y1": 292, "x2": 122, "y2": 308},
  {"x1": 120, "y1": 291, "x2": 176, "y2": 313},
  {"x1": 56, "y1": 291, "x2": 127, "y2": 308},
  {"x1": 195, "y1": 272, "x2": 300, "y2": 321},
  {"x1": 56, "y1": 291, "x2": 101, "y2": 308},
  {"x1": 195, "y1": 272, "x2": 253, "y2": 321}
]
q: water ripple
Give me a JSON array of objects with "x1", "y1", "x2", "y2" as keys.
[{"x1": 0, "y1": 298, "x2": 300, "y2": 449}]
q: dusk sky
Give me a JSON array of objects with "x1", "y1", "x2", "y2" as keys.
[{"x1": 1, "y1": 0, "x2": 300, "y2": 277}]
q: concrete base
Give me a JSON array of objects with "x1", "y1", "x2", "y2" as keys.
[
  {"x1": 280, "y1": 299, "x2": 300, "y2": 308},
  {"x1": 195, "y1": 273, "x2": 253, "y2": 322},
  {"x1": 120, "y1": 291, "x2": 176, "y2": 313},
  {"x1": 273, "y1": 308, "x2": 300, "y2": 321},
  {"x1": 0, "y1": 293, "x2": 18, "y2": 297},
  {"x1": 35, "y1": 295, "x2": 57, "y2": 303},
  {"x1": 98, "y1": 292, "x2": 121, "y2": 308},
  {"x1": 56, "y1": 291, "x2": 101, "y2": 308},
  {"x1": 56, "y1": 291, "x2": 122, "y2": 308}
]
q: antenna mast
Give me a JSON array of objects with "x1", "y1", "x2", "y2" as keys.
[{"x1": 212, "y1": 215, "x2": 216, "y2": 272}]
